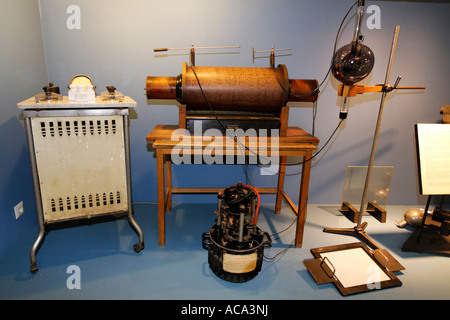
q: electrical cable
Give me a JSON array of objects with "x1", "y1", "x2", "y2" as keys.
[
  {"x1": 263, "y1": 200, "x2": 308, "y2": 263},
  {"x1": 272, "y1": 0, "x2": 357, "y2": 136},
  {"x1": 190, "y1": 60, "x2": 343, "y2": 169},
  {"x1": 272, "y1": 0, "x2": 358, "y2": 100},
  {"x1": 188, "y1": 0, "x2": 356, "y2": 171},
  {"x1": 264, "y1": 1, "x2": 361, "y2": 262},
  {"x1": 190, "y1": 60, "x2": 258, "y2": 187},
  {"x1": 260, "y1": 1, "x2": 357, "y2": 168},
  {"x1": 283, "y1": 118, "x2": 342, "y2": 166}
]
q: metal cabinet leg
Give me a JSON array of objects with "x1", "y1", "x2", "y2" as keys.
[
  {"x1": 129, "y1": 209, "x2": 145, "y2": 252},
  {"x1": 124, "y1": 114, "x2": 144, "y2": 252},
  {"x1": 30, "y1": 226, "x2": 45, "y2": 274},
  {"x1": 25, "y1": 116, "x2": 46, "y2": 274}
]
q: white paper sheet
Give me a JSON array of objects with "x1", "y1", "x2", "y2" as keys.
[
  {"x1": 416, "y1": 123, "x2": 450, "y2": 195},
  {"x1": 320, "y1": 247, "x2": 390, "y2": 288}
]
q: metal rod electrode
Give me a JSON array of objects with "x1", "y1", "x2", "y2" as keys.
[{"x1": 154, "y1": 45, "x2": 240, "y2": 52}]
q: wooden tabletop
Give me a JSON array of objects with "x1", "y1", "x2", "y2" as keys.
[{"x1": 146, "y1": 124, "x2": 320, "y2": 146}]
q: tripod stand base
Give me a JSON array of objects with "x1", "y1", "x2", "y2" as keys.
[{"x1": 323, "y1": 222, "x2": 405, "y2": 272}]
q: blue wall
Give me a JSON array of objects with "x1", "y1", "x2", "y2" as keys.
[
  {"x1": 0, "y1": 0, "x2": 48, "y2": 258},
  {"x1": 1, "y1": 0, "x2": 449, "y2": 257}
]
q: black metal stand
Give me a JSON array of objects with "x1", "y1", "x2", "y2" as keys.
[
  {"x1": 401, "y1": 195, "x2": 450, "y2": 255},
  {"x1": 417, "y1": 194, "x2": 432, "y2": 243}
]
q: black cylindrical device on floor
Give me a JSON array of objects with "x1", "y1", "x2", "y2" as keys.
[{"x1": 202, "y1": 182, "x2": 271, "y2": 283}]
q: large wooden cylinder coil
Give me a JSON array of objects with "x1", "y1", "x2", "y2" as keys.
[{"x1": 146, "y1": 63, "x2": 318, "y2": 114}]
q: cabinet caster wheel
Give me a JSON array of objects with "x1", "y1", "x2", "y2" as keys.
[
  {"x1": 133, "y1": 242, "x2": 144, "y2": 253},
  {"x1": 30, "y1": 262, "x2": 39, "y2": 274}
]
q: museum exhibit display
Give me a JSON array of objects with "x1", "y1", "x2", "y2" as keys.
[
  {"x1": 146, "y1": 43, "x2": 320, "y2": 248},
  {"x1": 17, "y1": 77, "x2": 144, "y2": 273},
  {"x1": 4, "y1": 0, "x2": 449, "y2": 301}
]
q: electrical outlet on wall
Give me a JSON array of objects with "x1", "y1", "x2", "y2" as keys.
[{"x1": 14, "y1": 201, "x2": 24, "y2": 219}]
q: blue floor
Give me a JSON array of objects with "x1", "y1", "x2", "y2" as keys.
[{"x1": 1, "y1": 202, "x2": 449, "y2": 301}]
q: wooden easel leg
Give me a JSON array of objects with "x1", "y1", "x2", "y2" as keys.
[
  {"x1": 295, "y1": 150, "x2": 312, "y2": 248},
  {"x1": 165, "y1": 154, "x2": 172, "y2": 212},
  {"x1": 275, "y1": 156, "x2": 287, "y2": 214},
  {"x1": 156, "y1": 149, "x2": 165, "y2": 246}
]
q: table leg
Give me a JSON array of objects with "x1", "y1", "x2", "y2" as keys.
[
  {"x1": 275, "y1": 156, "x2": 287, "y2": 214},
  {"x1": 165, "y1": 154, "x2": 172, "y2": 212},
  {"x1": 157, "y1": 149, "x2": 165, "y2": 246},
  {"x1": 295, "y1": 150, "x2": 312, "y2": 248}
]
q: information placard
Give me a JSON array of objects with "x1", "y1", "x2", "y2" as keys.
[{"x1": 415, "y1": 123, "x2": 450, "y2": 195}]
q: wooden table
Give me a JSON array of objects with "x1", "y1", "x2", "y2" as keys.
[{"x1": 146, "y1": 124, "x2": 319, "y2": 248}]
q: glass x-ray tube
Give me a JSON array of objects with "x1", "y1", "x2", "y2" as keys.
[
  {"x1": 352, "y1": 1, "x2": 365, "y2": 53},
  {"x1": 332, "y1": 42, "x2": 375, "y2": 85},
  {"x1": 339, "y1": 96, "x2": 350, "y2": 119},
  {"x1": 332, "y1": 0, "x2": 373, "y2": 86}
]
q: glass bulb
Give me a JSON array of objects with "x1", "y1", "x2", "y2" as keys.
[{"x1": 331, "y1": 42, "x2": 375, "y2": 85}]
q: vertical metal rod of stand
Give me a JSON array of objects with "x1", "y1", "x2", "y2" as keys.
[
  {"x1": 356, "y1": 25, "x2": 400, "y2": 229},
  {"x1": 416, "y1": 194, "x2": 432, "y2": 243}
]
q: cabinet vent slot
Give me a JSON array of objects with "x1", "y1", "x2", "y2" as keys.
[
  {"x1": 38, "y1": 119, "x2": 120, "y2": 138},
  {"x1": 49, "y1": 191, "x2": 123, "y2": 214}
]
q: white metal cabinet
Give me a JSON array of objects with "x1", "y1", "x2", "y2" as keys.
[{"x1": 18, "y1": 97, "x2": 144, "y2": 273}]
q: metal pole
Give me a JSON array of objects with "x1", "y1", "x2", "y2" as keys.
[
  {"x1": 154, "y1": 46, "x2": 240, "y2": 52},
  {"x1": 124, "y1": 112, "x2": 145, "y2": 252},
  {"x1": 357, "y1": 25, "x2": 400, "y2": 228}
]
